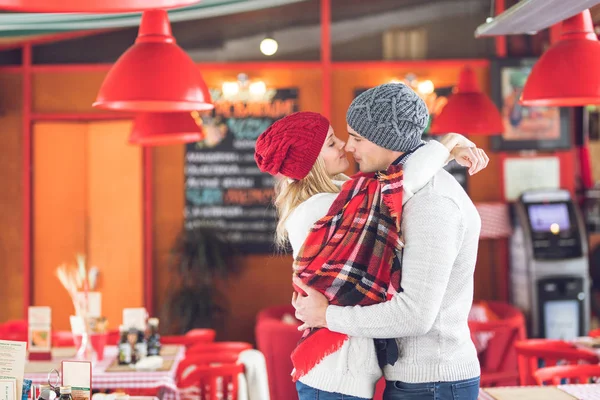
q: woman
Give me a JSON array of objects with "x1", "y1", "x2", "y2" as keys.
[{"x1": 254, "y1": 111, "x2": 487, "y2": 400}]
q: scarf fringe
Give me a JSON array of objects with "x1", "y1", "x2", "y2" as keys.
[
  {"x1": 381, "y1": 189, "x2": 403, "y2": 234},
  {"x1": 290, "y1": 329, "x2": 349, "y2": 381}
]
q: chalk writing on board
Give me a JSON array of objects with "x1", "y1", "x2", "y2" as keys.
[{"x1": 184, "y1": 88, "x2": 299, "y2": 254}]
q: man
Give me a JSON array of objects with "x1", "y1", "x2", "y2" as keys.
[{"x1": 292, "y1": 83, "x2": 487, "y2": 400}]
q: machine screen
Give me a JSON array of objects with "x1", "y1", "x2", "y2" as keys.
[
  {"x1": 528, "y1": 203, "x2": 571, "y2": 233},
  {"x1": 543, "y1": 300, "x2": 579, "y2": 340}
]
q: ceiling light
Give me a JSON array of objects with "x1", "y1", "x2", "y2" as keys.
[
  {"x1": 260, "y1": 37, "x2": 278, "y2": 56},
  {"x1": 94, "y1": 9, "x2": 213, "y2": 112}
]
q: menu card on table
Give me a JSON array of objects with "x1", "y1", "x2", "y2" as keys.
[
  {"x1": 483, "y1": 386, "x2": 576, "y2": 400},
  {"x1": 0, "y1": 379, "x2": 17, "y2": 400},
  {"x1": 123, "y1": 308, "x2": 147, "y2": 331},
  {"x1": 61, "y1": 361, "x2": 91, "y2": 400},
  {"x1": 0, "y1": 340, "x2": 26, "y2": 400},
  {"x1": 28, "y1": 307, "x2": 52, "y2": 360}
]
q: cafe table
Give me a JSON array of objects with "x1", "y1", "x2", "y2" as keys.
[
  {"x1": 479, "y1": 384, "x2": 600, "y2": 399},
  {"x1": 24, "y1": 345, "x2": 184, "y2": 400}
]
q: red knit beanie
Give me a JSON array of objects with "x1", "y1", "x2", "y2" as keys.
[{"x1": 255, "y1": 111, "x2": 330, "y2": 180}]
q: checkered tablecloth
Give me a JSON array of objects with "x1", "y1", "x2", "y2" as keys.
[
  {"x1": 558, "y1": 384, "x2": 600, "y2": 400},
  {"x1": 25, "y1": 345, "x2": 184, "y2": 400},
  {"x1": 479, "y1": 384, "x2": 600, "y2": 399}
]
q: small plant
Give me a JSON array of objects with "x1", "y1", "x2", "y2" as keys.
[{"x1": 161, "y1": 228, "x2": 240, "y2": 335}]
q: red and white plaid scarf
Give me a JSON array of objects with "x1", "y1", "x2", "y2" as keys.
[{"x1": 290, "y1": 164, "x2": 404, "y2": 381}]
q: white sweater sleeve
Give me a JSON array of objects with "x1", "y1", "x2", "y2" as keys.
[
  {"x1": 402, "y1": 140, "x2": 450, "y2": 204},
  {"x1": 325, "y1": 191, "x2": 466, "y2": 338}
]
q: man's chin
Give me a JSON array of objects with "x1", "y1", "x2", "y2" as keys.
[{"x1": 358, "y1": 164, "x2": 377, "y2": 173}]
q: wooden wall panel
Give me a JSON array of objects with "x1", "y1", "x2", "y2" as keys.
[
  {"x1": 33, "y1": 71, "x2": 109, "y2": 113},
  {"x1": 0, "y1": 73, "x2": 24, "y2": 323},
  {"x1": 590, "y1": 141, "x2": 600, "y2": 183},
  {"x1": 152, "y1": 144, "x2": 184, "y2": 323},
  {"x1": 87, "y1": 121, "x2": 143, "y2": 331},
  {"x1": 32, "y1": 121, "x2": 142, "y2": 331},
  {"x1": 33, "y1": 122, "x2": 87, "y2": 329}
]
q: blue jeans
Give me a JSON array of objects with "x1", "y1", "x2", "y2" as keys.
[
  {"x1": 296, "y1": 381, "x2": 370, "y2": 400},
  {"x1": 383, "y1": 377, "x2": 480, "y2": 400}
]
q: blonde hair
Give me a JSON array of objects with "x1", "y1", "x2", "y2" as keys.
[{"x1": 274, "y1": 156, "x2": 348, "y2": 249}]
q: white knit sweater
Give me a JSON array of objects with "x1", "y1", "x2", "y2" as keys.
[
  {"x1": 285, "y1": 140, "x2": 451, "y2": 398},
  {"x1": 326, "y1": 169, "x2": 482, "y2": 384}
]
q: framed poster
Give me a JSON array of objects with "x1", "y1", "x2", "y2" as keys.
[
  {"x1": 184, "y1": 88, "x2": 299, "y2": 254},
  {"x1": 499, "y1": 148, "x2": 575, "y2": 202},
  {"x1": 501, "y1": 154, "x2": 561, "y2": 201},
  {"x1": 490, "y1": 58, "x2": 571, "y2": 151}
]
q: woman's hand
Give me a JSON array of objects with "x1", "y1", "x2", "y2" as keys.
[
  {"x1": 438, "y1": 133, "x2": 489, "y2": 175},
  {"x1": 451, "y1": 146, "x2": 489, "y2": 175}
]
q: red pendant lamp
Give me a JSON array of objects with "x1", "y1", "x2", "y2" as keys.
[
  {"x1": 521, "y1": 10, "x2": 600, "y2": 106},
  {"x1": 0, "y1": 0, "x2": 200, "y2": 12},
  {"x1": 429, "y1": 66, "x2": 503, "y2": 135},
  {"x1": 129, "y1": 112, "x2": 204, "y2": 146},
  {"x1": 94, "y1": 9, "x2": 213, "y2": 112}
]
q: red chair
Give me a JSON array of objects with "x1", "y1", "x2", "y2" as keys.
[
  {"x1": 176, "y1": 352, "x2": 241, "y2": 381},
  {"x1": 516, "y1": 339, "x2": 600, "y2": 385},
  {"x1": 588, "y1": 328, "x2": 600, "y2": 338},
  {"x1": 0, "y1": 320, "x2": 27, "y2": 342},
  {"x1": 187, "y1": 329, "x2": 217, "y2": 341},
  {"x1": 534, "y1": 364, "x2": 600, "y2": 385},
  {"x1": 162, "y1": 329, "x2": 216, "y2": 347},
  {"x1": 187, "y1": 341, "x2": 252, "y2": 355},
  {"x1": 52, "y1": 331, "x2": 75, "y2": 347},
  {"x1": 106, "y1": 329, "x2": 120, "y2": 345},
  {"x1": 256, "y1": 305, "x2": 302, "y2": 400},
  {"x1": 468, "y1": 301, "x2": 526, "y2": 387},
  {"x1": 178, "y1": 363, "x2": 244, "y2": 400}
]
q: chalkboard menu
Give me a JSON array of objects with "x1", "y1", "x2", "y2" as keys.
[
  {"x1": 354, "y1": 86, "x2": 468, "y2": 192},
  {"x1": 184, "y1": 88, "x2": 299, "y2": 254}
]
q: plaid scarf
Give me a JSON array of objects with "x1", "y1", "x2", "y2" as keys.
[{"x1": 290, "y1": 164, "x2": 404, "y2": 381}]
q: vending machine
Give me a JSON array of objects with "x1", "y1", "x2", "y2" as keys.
[{"x1": 510, "y1": 189, "x2": 590, "y2": 339}]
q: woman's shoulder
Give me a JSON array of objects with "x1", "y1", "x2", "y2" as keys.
[
  {"x1": 288, "y1": 193, "x2": 337, "y2": 222},
  {"x1": 286, "y1": 192, "x2": 338, "y2": 255},
  {"x1": 286, "y1": 193, "x2": 337, "y2": 231}
]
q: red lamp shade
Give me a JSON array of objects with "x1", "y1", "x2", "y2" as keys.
[
  {"x1": 94, "y1": 9, "x2": 213, "y2": 112},
  {"x1": 521, "y1": 10, "x2": 600, "y2": 106},
  {"x1": 0, "y1": 0, "x2": 200, "y2": 12},
  {"x1": 429, "y1": 66, "x2": 503, "y2": 135},
  {"x1": 129, "y1": 112, "x2": 204, "y2": 146}
]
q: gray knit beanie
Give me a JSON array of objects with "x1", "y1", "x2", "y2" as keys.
[{"x1": 346, "y1": 83, "x2": 429, "y2": 151}]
